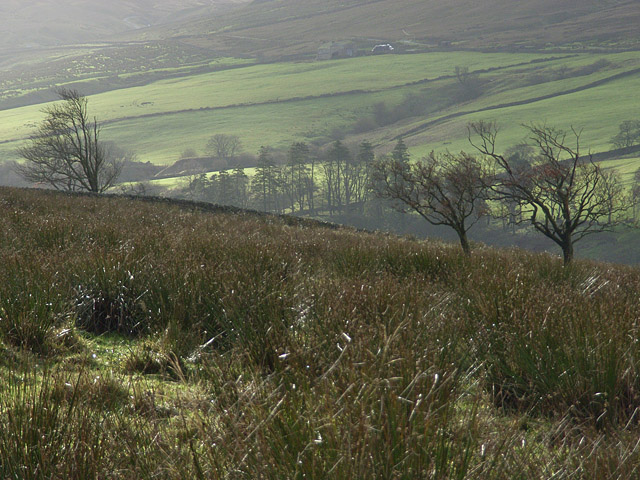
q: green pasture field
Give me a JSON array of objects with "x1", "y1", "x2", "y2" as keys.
[
  {"x1": 0, "y1": 51, "x2": 639, "y2": 169},
  {"x1": 97, "y1": 92, "x2": 393, "y2": 163},
  {"x1": 88, "y1": 51, "x2": 556, "y2": 118},
  {"x1": 404, "y1": 71, "x2": 640, "y2": 158},
  {"x1": 599, "y1": 157, "x2": 640, "y2": 185},
  {"x1": 0, "y1": 83, "x2": 408, "y2": 164}
]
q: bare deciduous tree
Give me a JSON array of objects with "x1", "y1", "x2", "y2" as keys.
[
  {"x1": 469, "y1": 121, "x2": 633, "y2": 265},
  {"x1": 372, "y1": 150, "x2": 489, "y2": 255},
  {"x1": 16, "y1": 89, "x2": 122, "y2": 193},
  {"x1": 611, "y1": 120, "x2": 640, "y2": 150},
  {"x1": 454, "y1": 66, "x2": 483, "y2": 101},
  {"x1": 206, "y1": 134, "x2": 243, "y2": 165}
]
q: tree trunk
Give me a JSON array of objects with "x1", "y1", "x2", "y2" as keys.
[
  {"x1": 458, "y1": 230, "x2": 471, "y2": 256},
  {"x1": 561, "y1": 241, "x2": 574, "y2": 266}
]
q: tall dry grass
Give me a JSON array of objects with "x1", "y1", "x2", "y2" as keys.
[{"x1": 0, "y1": 187, "x2": 639, "y2": 478}]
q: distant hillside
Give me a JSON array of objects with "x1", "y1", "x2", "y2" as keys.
[
  {"x1": 0, "y1": 0, "x2": 246, "y2": 51},
  {"x1": 139, "y1": 0, "x2": 640, "y2": 58}
]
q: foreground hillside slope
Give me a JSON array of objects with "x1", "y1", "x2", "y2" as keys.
[{"x1": 1, "y1": 187, "x2": 640, "y2": 478}]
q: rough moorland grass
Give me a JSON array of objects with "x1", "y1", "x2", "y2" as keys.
[{"x1": 1, "y1": 187, "x2": 640, "y2": 477}]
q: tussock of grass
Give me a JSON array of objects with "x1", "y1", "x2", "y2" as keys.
[{"x1": 1, "y1": 187, "x2": 640, "y2": 477}]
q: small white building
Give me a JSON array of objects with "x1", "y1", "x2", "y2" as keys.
[{"x1": 371, "y1": 44, "x2": 394, "y2": 54}]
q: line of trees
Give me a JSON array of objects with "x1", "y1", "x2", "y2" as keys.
[
  {"x1": 184, "y1": 140, "x2": 377, "y2": 216},
  {"x1": 374, "y1": 122, "x2": 635, "y2": 264},
  {"x1": 183, "y1": 124, "x2": 636, "y2": 265}
]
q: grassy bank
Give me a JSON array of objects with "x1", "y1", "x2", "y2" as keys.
[{"x1": 1, "y1": 187, "x2": 640, "y2": 478}]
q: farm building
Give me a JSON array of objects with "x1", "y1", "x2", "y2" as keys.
[{"x1": 317, "y1": 42, "x2": 355, "y2": 60}]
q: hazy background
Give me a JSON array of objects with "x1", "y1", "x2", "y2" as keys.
[{"x1": 0, "y1": 1, "x2": 248, "y2": 51}]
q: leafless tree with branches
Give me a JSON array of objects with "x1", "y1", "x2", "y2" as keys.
[
  {"x1": 371, "y1": 150, "x2": 490, "y2": 255},
  {"x1": 206, "y1": 134, "x2": 243, "y2": 165},
  {"x1": 469, "y1": 121, "x2": 633, "y2": 265},
  {"x1": 16, "y1": 89, "x2": 122, "y2": 193}
]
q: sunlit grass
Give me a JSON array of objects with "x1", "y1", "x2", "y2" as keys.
[
  {"x1": 406, "y1": 70, "x2": 640, "y2": 159},
  {"x1": 2, "y1": 51, "x2": 638, "y2": 164}
]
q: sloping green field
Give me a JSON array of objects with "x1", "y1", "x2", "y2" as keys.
[
  {"x1": 0, "y1": 50, "x2": 639, "y2": 169},
  {"x1": 405, "y1": 70, "x2": 640, "y2": 157}
]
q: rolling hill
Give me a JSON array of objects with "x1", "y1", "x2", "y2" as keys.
[
  {"x1": 0, "y1": 0, "x2": 246, "y2": 51},
  {"x1": 141, "y1": 0, "x2": 640, "y2": 58},
  {"x1": 0, "y1": 0, "x2": 639, "y2": 194},
  {"x1": 3, "y1": 0, "x2": 639, "y2": 57}
]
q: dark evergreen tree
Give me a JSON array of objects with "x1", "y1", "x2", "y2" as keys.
[{"x1": 391, "y1": 137, "x2": 410, "y2": 163}]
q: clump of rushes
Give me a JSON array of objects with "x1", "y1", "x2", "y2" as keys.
[
  {"x1": 0, "y1": 366, "x2": 116, "y2": 479},
  {"x1": 74, "y1": 258, "x2": 152, "y2": 336},
  {"x1": 0, "y1": 268, "x2": 70, "y2": 356},
  {"x1": 123, "y1": 341, "x2": 186, "y2": 380},
  {"x1": 462, "y1": 254, "x2": 640, "y2": 427}
]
